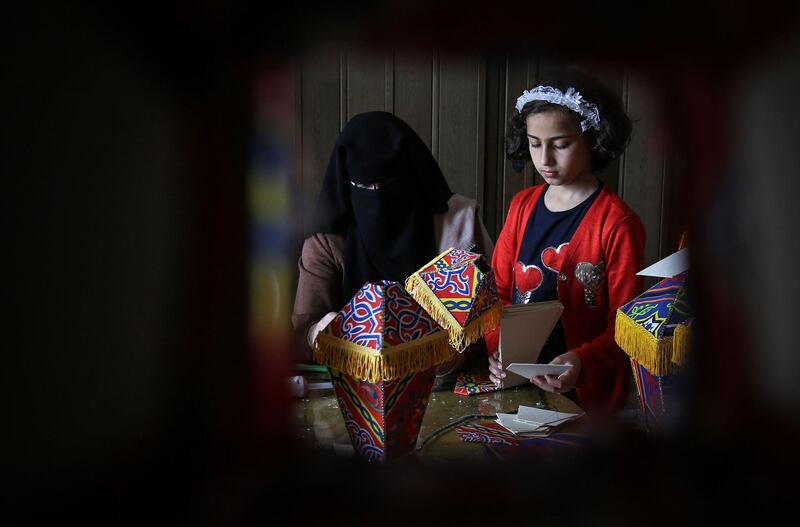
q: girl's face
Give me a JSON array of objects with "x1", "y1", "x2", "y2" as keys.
[{"x1": 525, "y1": 110, "x2": 592, "y2": 187}]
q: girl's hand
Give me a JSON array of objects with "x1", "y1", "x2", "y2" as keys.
[
  {"x1": 530, "y1": 351, "x2": 581, "y2": 394},
  {"x1": 488, "y1": 350, "x2": 506, "y2": 386}
]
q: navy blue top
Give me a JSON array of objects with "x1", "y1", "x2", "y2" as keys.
[{"x1": 513, "y1": 182, "x2": 602, "y2": 363}]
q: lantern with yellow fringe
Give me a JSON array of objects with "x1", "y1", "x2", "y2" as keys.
[
  {"x1": 404, "y1": 247, "x2": 501, "y2": 352},
  {"x1": 614, "y1": 271, "x2": 692, "y2": 430},
  {"x1": 315, "y1": 280, "x2": 452, "y2": 462}
]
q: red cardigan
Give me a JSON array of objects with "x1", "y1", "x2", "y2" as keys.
[{"x1": 486, "y1": 184, "x2": 646, "y2": 413}]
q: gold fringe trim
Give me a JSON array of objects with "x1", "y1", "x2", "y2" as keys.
[
  {"x1": 405, "y1": 272, "x2": 460, "y2": 333},
  {"x1": 614, "y1": 310, "x2": 674, "y2": 376},
  {"x1": 314, "y1": 331, "x2": 454, "y2": 383},
  {"x1": 461, "y1": 301, "x2": 502, "y2": 349},
  {"x1": 405, "y1": 273, "x2": 501, "y2": 351},
  {"x1": 672, "y1": 323, "x2": 691, "y2": 367}
]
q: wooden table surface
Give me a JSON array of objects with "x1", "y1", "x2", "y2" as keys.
[{"x1": 290, "y1": 368, "x2": 584, "y2": 464}]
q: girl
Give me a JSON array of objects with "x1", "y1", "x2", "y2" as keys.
[
  {"x1": 486, "y1": 70, "x2": 645, "y2": 413},
  {"x1": 292, "y1": 111, "x2": 494, "y2": 372}
]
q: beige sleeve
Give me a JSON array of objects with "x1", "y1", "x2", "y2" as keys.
[
  {"x1": 435, "y1": 193, "x2": 495, "y2": 260},
  {"x1": 292, "y1": 234, "x2": 345, "y2": 360},
  {"x1": 474, "y1": 204, "x2": 495, "y2": 261}
]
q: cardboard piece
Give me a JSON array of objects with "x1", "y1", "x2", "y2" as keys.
[{"x1": 498, "y1": 300, "x2": 564, "y2": 389}]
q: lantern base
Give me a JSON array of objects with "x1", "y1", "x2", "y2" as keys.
[
  {"x1": 630, "y1": 358, "x2": 685, "y2": 433},
  {"x1": 330, "y1": 367, "x2": 437, "y2": 462}
]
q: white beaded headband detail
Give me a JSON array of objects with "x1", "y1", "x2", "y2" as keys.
[{"x1": 515, "y1": 85, "x2": 601, "y2": 132}]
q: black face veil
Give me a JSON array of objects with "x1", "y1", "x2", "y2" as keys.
[{"x1": 308, "y1": 111, "x2": 453, "y2": 301}]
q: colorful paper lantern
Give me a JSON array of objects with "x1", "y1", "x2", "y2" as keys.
[
  {"x1": 405, "y1": 247, "x2": 501, "y2": 352},
  {"x1": 615, "y1": 271, "x2": 693, "y2": 430},
  {"x1": 671, "y1": 318, "x2": 692, "y2": 369},
  {"x1": 614, "y1": 271, "x2": 692, "y2": 376},
  {"x1": 314, "y1": 280, "x2": 452, "y2": 462},
  {"x1": 629, "y1": 358, "x2": 685, "y2": 430}
]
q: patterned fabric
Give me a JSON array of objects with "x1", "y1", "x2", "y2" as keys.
[
  {"x1": 419, "y1": 249, "x2": 497, "y2": 327},
  {"x1": 630, "y1": 358, "x2": 680, "y2": 432},
  {"x1": 405, "y1": 248, "x2": 501, "y2": 351},
  {"x1": 617, "y1": 271, "x2": 691, "y2": 341},
  {"x1": 315, "y1": 279, "x2": 453, "y2": 383},
  {"x1": 456, "y1": 420, "x2": 586, "y2": 460},
  {"x1": 330, "y1": 367, "x2": 437, "y2": 462},
  {"x1": 455, "y1": 420, "x2": 520, "y2": 445},
  {"x1": 325, "y1": 280, "x2": 443, "y2": 349},
  {"x1": 318, "y1": 281, "x2": 445, "y2": 460},
  {"x1": 614, "y1": 271, "x2": 692, "y2": 376},
  {"x1": 453, "y1": 372, "x2": 498, "y2": 396}
]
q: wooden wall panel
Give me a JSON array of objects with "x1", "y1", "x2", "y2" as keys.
[
  {"x1": 344, "y1": 49, "x2": 387, "y2": 120},
  {"x1": 482, "y1": 55, "x2": 505, "y2": 239},
  {"x1": 661, "y1": 153, "x2": 678, "y2": 257},
  {"x1": 394, "y1": 52, "x2": 433, "y2": 150},
  {"x1": 437, "y1": 55, "x2": 483, "y2": 200},
  {"x1": 619, "y1": 73, "x2": 667, "y2": 283},
  {"x1": 299, "y1": 47, "x2": 341, "y2": 234},
  {"x1": 585, "y1": 64, "x2": 625, "y2": 194},
  {"x1": 659, "y1": 146, "x2": 687, "y2": 257},
  {"x1": 500, "y1": 57, "x2": 536, "y2": 229}
]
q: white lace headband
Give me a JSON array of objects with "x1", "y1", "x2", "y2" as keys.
[{"x1": 515, "y1": 86, "x2": 601, "y2": 132}]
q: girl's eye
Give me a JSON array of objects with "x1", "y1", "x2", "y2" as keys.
[
  {"x1": 529, "y1": 143, "x2": 541, "y2": 149},
  {"x1": 554, "y1": 143, "x2": 570, "y2": 150}
]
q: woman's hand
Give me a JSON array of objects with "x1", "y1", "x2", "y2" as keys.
[
  {"x1": 530, "y1": 351, "x2": 581, "y2": 394},
  {"x1": 488, "y1": 350, "x2": 506, "y2": 386},
  {"x1": 307, "y1": 312, "x2": 338, "y2": 349}
]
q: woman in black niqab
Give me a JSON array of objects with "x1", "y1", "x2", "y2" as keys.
[{"x1": 308, "y1": 111, "x2": 453, "y2": 300}]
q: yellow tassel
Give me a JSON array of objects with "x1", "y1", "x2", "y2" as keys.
[
  {"x1": 405, "y1": 273, "x2": 461, "y2": 333},
  {"x1": 405, "y1": 273, "x2": 501, "y2": 352},
  {"x1": 314, "y1": 331, "x2": 453, "y2": 383},
  {"x1": 457, "y1": 301, "x2": 501, "y2": 350},
  {"x1": 614, "y1": 310, "x2": 674, "y2": 376},
  {"x1": 672, "y1": 323, "x2": 691, "y2": 367},
  {"x1": 438, "y1": 301, "x2": 501, "y2": 351}
]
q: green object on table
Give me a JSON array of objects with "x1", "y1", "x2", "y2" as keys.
[{"x1": 293, "y1": 363, "x2": 329, "y2": 373}]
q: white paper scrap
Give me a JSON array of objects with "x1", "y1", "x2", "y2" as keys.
[
  {"x1": 494, "y1": 405, "x2": 584, "y2": 435},
  {"x1": 515, "y1": 405, "x2": 583, "y2": 426},
  {"x1": 506, "y1": 363, "x2": 571, "y2": 379},
  {"x1": 637, "y1": 247, "x2": 690, "y2": 277},
  {"x1": 496, "y1": 412, "x2": 549, "y2": 434}
]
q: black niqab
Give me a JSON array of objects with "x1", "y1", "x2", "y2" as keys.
[{"x1": 308, "y1": 111, "x2": 453, "y2": 301}]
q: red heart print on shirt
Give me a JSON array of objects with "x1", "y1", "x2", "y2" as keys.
[
  {"x1": 541, "y1": 242, "x2": 570, "y2": 274},
  {"x1": 514, "y1": 261, "x2": 543, "y2": 293}
]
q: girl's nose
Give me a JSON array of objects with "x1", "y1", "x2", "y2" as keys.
[{"x1": 540, "y1": 145, "x2": 554, "y2": 166}]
